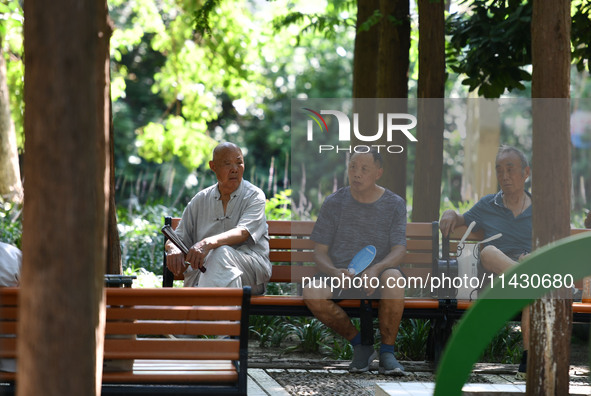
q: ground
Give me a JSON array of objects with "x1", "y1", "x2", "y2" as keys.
[{"x1": 248, "y1": 324, "x2": 590, "y2": 396}]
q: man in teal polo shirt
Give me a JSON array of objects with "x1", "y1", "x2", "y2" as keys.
[{"x1": 440, "y1": 145, "x2": 531, "y2": 380}]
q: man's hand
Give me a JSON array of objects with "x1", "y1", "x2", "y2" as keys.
[
  {"x1": 439, "y1": 209, "x2": 464, "y2": 238},
  {"x1": 333, "y1": 268, "x2": 354, "y2": 289},
  {"x1": 185, "y1": 239, "x2": 213, "y2": 272},
  {"x1": 165, "y1": 244, "x2": 186, "y2": 277},
  {"x1": 361, "y1": 265, "x2": 381, "y2": 296}
]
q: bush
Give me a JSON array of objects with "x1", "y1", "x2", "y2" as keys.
[
  {"x1": 0, "y1": 201, "x2": 22, "y2": 248},
  {"x1": 117, "y1": 202, "x2": 182, "y2": 274}
]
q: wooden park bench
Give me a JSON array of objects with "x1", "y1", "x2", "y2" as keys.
[
  {"x1": 162, "y1": 217, "x2": 591, "y2": 363},
  {"x1": 0, "y1": 286, "x2": 251, "y2": 395}
]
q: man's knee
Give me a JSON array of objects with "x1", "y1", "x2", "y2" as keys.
[
  {"x1": 303, "y1": 284, "x2": 333, "y2": 312},
  {"x1": 303, "y1": 283, "x2": 332, "y2": 301},
  {"x1": 380, "y1": 268, "x2": 405, "y2": 298},
  {"x1": 480, "y1": 245, "x2": 509, "y2": 273},
  {"x1": 206, "y1": 245, "x2": 236, "y2": 264}
]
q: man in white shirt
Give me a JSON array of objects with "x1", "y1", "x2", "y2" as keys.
[{"x1": 165, "y1": 142, "x2": 271, "y2": 294}]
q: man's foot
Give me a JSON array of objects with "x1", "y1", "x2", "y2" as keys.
[
  {"x1": 349, "y1": 344, "x2": 377, "y2": 373},
  {"x1": 515, "y1": 350, "x2": 527, "y2": 380},
  {"x1": 378, "y1": 352, "x2": 405, "y2": 376}
]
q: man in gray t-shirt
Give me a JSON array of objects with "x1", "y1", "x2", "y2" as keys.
[{"x1": 303, "y1": 150, "x2": 407, "y2": 376}]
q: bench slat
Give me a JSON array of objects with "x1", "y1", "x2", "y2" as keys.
[
  {"x1": 106, "y1": 306, "x2": 241, "y2": 322},
  {"x1": 103, "y1": 338, "x2": 240, "y2": 360},
  {"x1": 0, "y1": 321, "x2": 17, "y2": 334},
  {"x1": 103, "y1": 371, "x2": 238, "y2": 384},
  {"x1": 106, "y1": 321, "x2": 241, "y2": 336},
  {"x1": 106, "y1": 287, "x2": 244, "y2": 306}
]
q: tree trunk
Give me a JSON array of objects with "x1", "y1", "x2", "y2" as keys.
[
  {"x1": 0, "y1": 42, "x2": 23, "y2": 203},
  {"x1": 529, "y1": 0, "x2": 571, "y2": 394},
  {"x1": 352, "y1": 1, "x2": 380, "y2": 164},
  {"x1": 376, "y1": 0, "x2": 410, "y2": 199},
  {"x1": 411, "y1": 0, "x2": 445, "y2": 222},
  {"x1": 20, "y1": 0, "x2": 111, "y2": 395},
  {"x1": 353, "y1": 0, "x2": 379, "y2": 100}
]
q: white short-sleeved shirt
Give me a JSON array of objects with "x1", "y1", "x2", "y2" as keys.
[{"x1": 175, "y1": 180, "x2": 271, "y2": 284}]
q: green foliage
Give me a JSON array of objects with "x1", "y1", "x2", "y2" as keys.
[
  {"x1": 395, "y1": 319, "x2": 431, "y2": 361},
  {"x1": 447, "y1": 0, "x2": 591, "y2": 97},
  {"x1": 0, "y1": 201, "x2": 21, "y2": 248},
  {"x1": 138, "y1": 116, "x2": 217, "y2": 170},
  {"x1": 0, "y1": 0, "x2": 24, "y2": 149},
  {"x1": 271, "y1": 0, "x2": 356, "y2": 44},
  {"x1": 109, "y1": 0, "x2": 270, "y2": 184},
  {"x1": 249, "y1": 315, "x2": 292, "y2": 348},
  {"x1": 572, "y1": 0, "x2": 591, "y2": 72},
  {"x1": 117, "y1": 202, "x2": 182, "y2": 274},
  {"x1": 446, "y1": 0, "x2": 532, "y2": 98},
  {"x1": 480, "y1": 323, "x2": 522, "y2": 363},
  {"x1": 193, "y1": 0, "x2": 223, "y2": 36},
  {"x1": 123, "y1": 266, "x2": 163, "y2": 288},
  {"x1": 283, "y1": 316, "x2": 332, "y2": 353},
  {"x1": 265, "y1": 189, "x2": 292, "y2": 220}
]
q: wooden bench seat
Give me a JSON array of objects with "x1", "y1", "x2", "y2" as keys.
[{"x1": 0, "y1": 287, "x2": 251, "y2": 395}]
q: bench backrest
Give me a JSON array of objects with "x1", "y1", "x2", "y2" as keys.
[
  {"x1": 0, "y1": 287, "x2": 251, "y2": 386},
  {"x1": 164, "y1": 218, "x2": 438, "y2": 287}
]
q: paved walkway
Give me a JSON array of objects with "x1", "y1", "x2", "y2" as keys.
[{"x1": 245, "y1": 360, "x2": 591, "y2": 396}]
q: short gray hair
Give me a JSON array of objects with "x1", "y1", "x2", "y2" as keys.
[{"x1": 496, "y1": 145, "x2": 528, "y2": 170}]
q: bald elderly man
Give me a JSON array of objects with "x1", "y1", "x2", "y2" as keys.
[{"x1": 165, "y1": 142, "x2": 271, "y2": 294}]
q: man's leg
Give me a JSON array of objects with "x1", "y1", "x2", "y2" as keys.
[
  {"x1": 195, "y1": 246, "x2": 265, "y2": 294},
  {"x1": 377, "y1": 268, "x2": 405, "y2": 375},
  {"x1": 303, "y1": 283, "x2": 376, "y2": 372},
  {"x1": 479, "y1": 245, "x2": 516, "y2": 274}
]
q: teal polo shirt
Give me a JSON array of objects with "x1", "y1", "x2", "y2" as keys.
[{"x1": 463, "y1": 191, "x2": 532, "y2": 260}]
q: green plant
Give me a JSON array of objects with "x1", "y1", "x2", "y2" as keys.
[
  {"x1": 123, "y1": 266, "x2": 163, "y2": 288},
  {"x1": 0, "y1": 201, "x2": 22, "y2": 248},
  {"x1": 284, "y1": 317, "x2": 332, "y2": 353},
  {"x1": 480, "y1": 322, "x2": 522, "y2": 364},
  {"x1": 395, "y1": 319, "x2": 431, "y2": 361},
  {"x1": 326, "y1": 337, "x2": 353, "y2": 360},
  {"x1": 265, "y1": 189, "x2": 292, "y2": 220},
  {"x1": 249, "y1": 315, "x2": 292, "y2": 348},
  {"x1": 117, "y1": 202, "x2": 182, "y2": 274}
]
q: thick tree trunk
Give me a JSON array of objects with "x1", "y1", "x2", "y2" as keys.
[
  {"x1": 529, "y1": 0, "x2": 571, "y2": 395},
  {"x1": 412, "y1": 0, "x2": 445, "y2": 222},
  {"x1": 352, "y1": 1, "x2": 380, "y2": 163},
  {"x1": 353, "y1": 0, "x2": 379, "y2": 100},
  {"x1": 376, "y1": 0, "x2": 410, "y2": 199},
  {"x1": 0, "y1": 43, "x2": 23, "y2": 203},
  {"x1": 20, "y1": 0, "x2": 111, "y2": 395}
]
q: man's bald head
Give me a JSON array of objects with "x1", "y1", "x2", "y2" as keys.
[{"x1": 212, "y1": 142, "x2": 242, "y2": 162}]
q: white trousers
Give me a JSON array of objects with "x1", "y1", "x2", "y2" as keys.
[{"x1": 183, "y1": 245, "x2": 265, "y2": 294}]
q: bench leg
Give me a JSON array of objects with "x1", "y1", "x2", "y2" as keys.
[
  {"x1": 427, "y1": 315, "x2": 454, "y2": 365},
  {"x1": 360, "y1": 299, "x2": 375, "y2": 345}
]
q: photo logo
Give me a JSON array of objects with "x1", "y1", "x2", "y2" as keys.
[
  {"x1": 303, "y1": 108, "x2": 418, "y2": 154},
  {"x1": 303, "y1": 108, "x2": 328, "y2": 134}
]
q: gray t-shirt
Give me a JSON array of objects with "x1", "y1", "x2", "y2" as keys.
[
  {"x1": 175, "y1": 180, "x2": 271, "y2": 284},
  {"x1": 311, "y1": 187, "x2": 406, "y2": 269}
]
